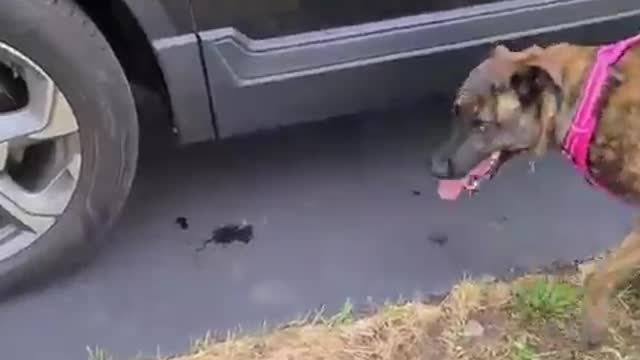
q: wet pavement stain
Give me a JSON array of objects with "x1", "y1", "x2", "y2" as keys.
[
  {"x1": 428, "y1": 232, "x2": 448, "y2": 246},
  {"x1": 197, "y1": 223, "x2": 254, "y2": 251},
  {"x1": 175, "y1": 217, "x2": 189, "y2": 230}
]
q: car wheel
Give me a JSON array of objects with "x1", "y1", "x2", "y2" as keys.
[{"x1": 0, "y1": 0, "x2": 138, "y2": 296}]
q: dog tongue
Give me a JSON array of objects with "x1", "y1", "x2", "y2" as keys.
[{"x1": 437, "y1": 156, "x2": 496, "y2": 201}]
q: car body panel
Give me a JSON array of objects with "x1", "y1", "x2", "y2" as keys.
[
  {"x1": 121, "y1": 0, "x2": 217, "y2": 142},
  {"x1": 121, "y1": 0, "x2": 640, "y2": 142},
  {"x1": 152, "y1": 35, "x2": 217, "y2": 142},
  {"x1": 194, "y1": 0, "x2": 640, "y2": 138},
  {"x1": 122, "y1": 0, "x2": 194, "y2": 39},
  {"x1": 189, "y1": 0, "x2": 506, "y2": 39}
]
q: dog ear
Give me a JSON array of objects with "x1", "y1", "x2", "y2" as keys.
[
  {"x1": 506, "y1": 66, "x2": 558, "y2": 156},
  {"x1": 492, "y1": 45, "x2": 553, "y2": 101},
  {"x1": 491, "y1": 44, "x2": 512, "y2": 57},
  {"x1": 492, "y1": 44, "x2": 543, "y2": 62},
  {"x1": 509, "y1": 66, "x2": 552, "y2": 105},
  {"x1": 517, "y1": 43, "x2": 569, "y2": 88},
  {"x1": 493, "y1": 43, "x2": 564, "y2": 89}
]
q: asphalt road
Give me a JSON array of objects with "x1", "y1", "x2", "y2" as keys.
[{"x1": 0, "y1": 101, "x2": 634, "y2": 360}]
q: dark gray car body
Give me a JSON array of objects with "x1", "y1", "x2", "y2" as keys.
[{"x1": 121, "y1": 0, "x2": 640, "y2": 143}]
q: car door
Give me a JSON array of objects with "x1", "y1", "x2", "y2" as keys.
[{"x1": 190, "y1": 0, "x2": 640, "y2": 138}]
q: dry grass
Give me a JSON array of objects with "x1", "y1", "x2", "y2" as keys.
[{"x1": 100, "y1": 262, "x2": 640, "y2": 360}]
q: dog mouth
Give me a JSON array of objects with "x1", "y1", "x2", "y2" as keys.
[{"x1": 437, "y1": 151, "x2": 511, "y2": 200}]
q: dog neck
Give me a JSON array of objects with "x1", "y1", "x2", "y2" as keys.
[
  {"x1": 526, "y1": 45, "x2": 599, "y2": 153},
  {"x1": 552, "y1": 92, "x2": 574, "y2": 147},
  {"x1": 549, "y1": 53, "x2": 627, "y2": 149},
  {"x1": 526, "y1": 87, "x2": 570, "y2": 156},
  {"x1": 545, "y1": 42, "x2": 640, "y2": 199}
]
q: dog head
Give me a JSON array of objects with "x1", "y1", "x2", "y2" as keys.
[{"x1": 430, "y1": 44, "x2": 566, "y2": 200}]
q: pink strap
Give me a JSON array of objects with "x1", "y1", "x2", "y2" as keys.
[{"x1": 563, "y1": 34, "x2": 640, "y2": 190}]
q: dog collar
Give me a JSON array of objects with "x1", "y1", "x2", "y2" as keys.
[{"x1": 563, "y1": 33, "x2": 640, "y2": 190}]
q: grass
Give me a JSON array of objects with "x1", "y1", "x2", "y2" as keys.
[
  {"x1": 189, "y1": 331, "x2": 215, "y2": 354},
  {"x1": 87, "y1": 347, "x2": 113, "y2": 360},
  {"x1": 511, "y1": 340, "x2": 539, "y2": 360},
  {"x1": 328, "y1": 298, "x2": 355, "y2": 326},
  {"x1": 92, "y1": 262, "x2": 640, "y2": 360},
  {"x1": 513, "y1": 278, "x2": 580, "y2": 322}
]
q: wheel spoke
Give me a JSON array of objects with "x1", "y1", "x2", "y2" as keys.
[
  {"x1": 0, "y1": 142, "x2": 8, "y2": 172},
  {"x1": 28, "y1": 90, "x2": 78, "y2": 141},
  {"x1": 0, "y1": 64, "x2": 54, "y2": 142},
  {"x1": 0, "y1": 226, "x2": 38, "y2": 262},
  {"x1": 0, "y1": 152, "x2": 78, "y2": 218},
  {"x1": 67, "y1": 153, "x2": 81, "y2": 182},
  {"x1": 0, "y1": 187, "x2": 55, "y2": 234}
]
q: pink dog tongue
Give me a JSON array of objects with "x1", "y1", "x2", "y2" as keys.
[{"x1": 437, "y1": 156, "x2": 497, "y2": 201}]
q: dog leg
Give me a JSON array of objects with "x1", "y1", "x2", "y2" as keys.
[{"x1": 583, "y1": 222, "x2": 640, "y2": 346}]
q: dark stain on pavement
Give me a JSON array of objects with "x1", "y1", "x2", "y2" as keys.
[
  {"x1": 427, "y1": 232, "x2": 448, "y2": 246},
  {"x1": 175, "y1": 217, "x2": 189, "y2": 230},
  {"x1": 197, "y1": 223, "x2": 254, "y2": 251}
]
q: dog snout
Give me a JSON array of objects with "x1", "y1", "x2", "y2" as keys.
[{"x1": 429, "y1": 155, "x2": 454, "y2": 179}]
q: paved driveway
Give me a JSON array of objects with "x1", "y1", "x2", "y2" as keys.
[{"x1": 0, "y1": 102, "x2": 632, "y2": 360}]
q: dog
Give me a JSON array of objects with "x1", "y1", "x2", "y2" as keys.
[{"x1": 429, "y1": 38, "x2": 640, "y2": 346}]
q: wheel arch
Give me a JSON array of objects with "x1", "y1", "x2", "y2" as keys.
[{"x1": 73, "y1": 0, "x2": 175, "y2": 132}]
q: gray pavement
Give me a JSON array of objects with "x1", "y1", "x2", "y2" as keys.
[{"x1": 0, "y1": 102, "x2": 634, "y2": 360}]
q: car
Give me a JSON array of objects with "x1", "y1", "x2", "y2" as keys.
[{"x1": 0, "y1": 0, "x2": 637, "y2": 295}]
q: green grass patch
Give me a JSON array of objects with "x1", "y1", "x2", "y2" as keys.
[
  {"x1": 328, "y1": 298, "x2": 355, "y2": 326},
  {"x1": 511, "y1": 340, "x2": 539, "y2": 360},
  {"x1": 513, "y1": 278, "x2": 581, "y2": 322}
]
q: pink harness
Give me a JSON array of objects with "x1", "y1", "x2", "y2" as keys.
[{"x1": 563, "y1": 34, "x2": 640, "y2": 192}]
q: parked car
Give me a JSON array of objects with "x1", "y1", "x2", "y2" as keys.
[{"x1": 0, "y1": 0, "x2": 637, "y2": 294}]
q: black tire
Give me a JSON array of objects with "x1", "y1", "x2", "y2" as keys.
[{"x1": 0, "y1": 0, "x2": 138, "y2": 296}]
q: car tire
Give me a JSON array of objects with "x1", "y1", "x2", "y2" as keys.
[{"x1": 0, "y1": 0, "x2": 138, "y2": 296}]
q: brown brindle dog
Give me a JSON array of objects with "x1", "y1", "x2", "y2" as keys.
[{"x1": 429, "y1": 42, "x2": 640, "y2": 346}]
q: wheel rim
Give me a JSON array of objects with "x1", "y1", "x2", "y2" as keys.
[{"x1": 0, "y1": 42, "x2": 81, "y2": 262}]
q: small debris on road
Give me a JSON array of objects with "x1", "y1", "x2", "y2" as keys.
[
  {"x1": 428, "y1": 232, "x2": 448, "y2": 246},
  {"x1": 175, "y1": 216, "x2": 189, "y2": 230},
  {"x1": 411, "y1": 190, "x2": 422, "y2": 196},
  {"x1": 197, "y1": 223, "x2": 254, "y2": 251}
]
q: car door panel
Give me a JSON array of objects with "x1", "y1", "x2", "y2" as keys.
[{"x1": 191, "y1": 0, "x2": 507, "y2": 39}]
